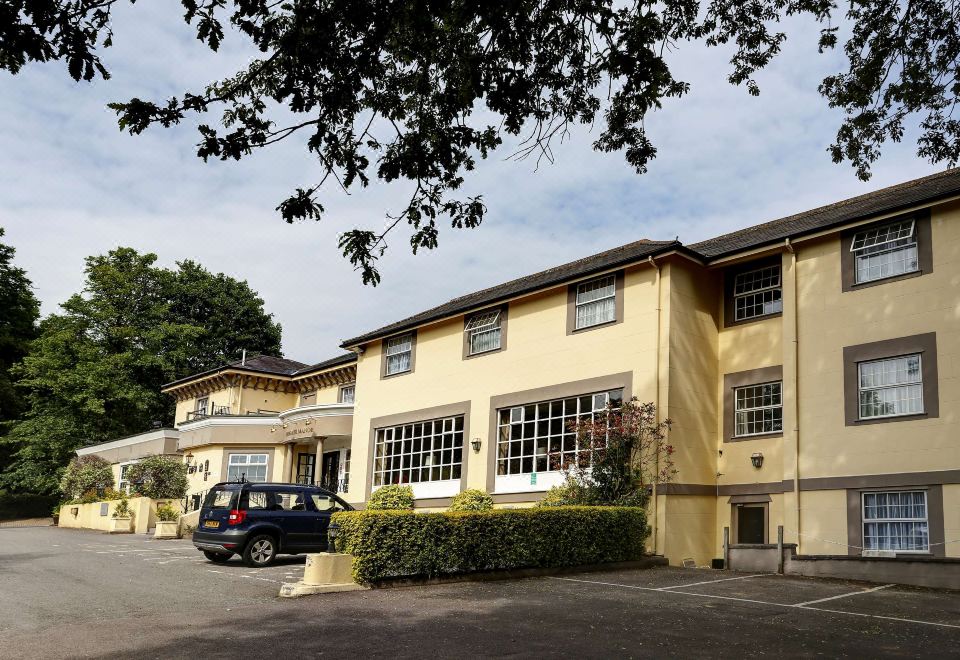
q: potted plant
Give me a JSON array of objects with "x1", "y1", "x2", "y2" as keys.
[
  {"x1": 154, "y1": 503, "x2": 180, "y2": 539},
  {"x1": 110, "y1": 495, "x2": 132, "y2": 534}
]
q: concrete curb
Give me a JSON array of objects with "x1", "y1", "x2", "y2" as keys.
[{"x1": 279, "y1": 582, "x2": 369, "y2": 598}]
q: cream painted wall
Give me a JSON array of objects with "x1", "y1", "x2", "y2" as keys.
[
  {"x1": 347, "y1": 263, "x2": 662, "y2": 506},
  {"x1": 184, "y1": 445, "x2": 225, "y2": 497},
  {"x1": 173, "y1": 384, "x2": 298, "y2": 424},
  {"x1": 796, "y1": 202, "x2": 960, "y2": 479},
  {"x1": 944, "y1": 484, "x2": 960, "y2": 558},
  {"x1": 662, "y1": 494, "x2": 716, "y2": 566}
]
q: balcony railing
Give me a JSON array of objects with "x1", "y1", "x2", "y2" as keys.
[
  {"x1": 185, "y1": 404, "x2": 232, "y2": 422},
  {"x1": 296, "y1": 476, "x2": 349, "y2": 494}
]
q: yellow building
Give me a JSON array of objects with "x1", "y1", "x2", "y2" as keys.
[{"x1": 77, "y1": 169, "x2": 960, "y2": 569}]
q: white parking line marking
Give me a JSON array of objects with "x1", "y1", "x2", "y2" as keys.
[
  {"x1": 658, "y1": 574, "x2": 763, "y2": 590},
  {"x1": 794, "y1": 583, "x2": 894, "y2": 607},
  {"x1": 546, "y1": 577, "x2": 960, "y2": 630}
]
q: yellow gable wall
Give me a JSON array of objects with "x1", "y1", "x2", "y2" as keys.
[{"x1": 347, "y1": 263, "x2": 663, "y2": 506}]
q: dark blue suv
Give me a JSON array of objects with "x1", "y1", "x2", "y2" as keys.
[{"x1": 192, "y1": 482, "x2": 352, "y2": 567}]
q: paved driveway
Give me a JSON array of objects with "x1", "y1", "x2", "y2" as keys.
[{"x1": 1, "y1": 526, "x2": 958, "y2": 659}]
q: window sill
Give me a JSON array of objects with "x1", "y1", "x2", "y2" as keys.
[
  {"x1": 845, "y1": 268, "x2": 924, "y2": 292},
  {"x1": 463, "y1": 346, "x2": 503, "y2": 361},
  {"x1": 725, "y1": 432, "x2": 783, "y2": 443},
  {"x1": 381, "y1": 369, "x2": 412, "y2": 380},
  {"x1": 853, "y1": 412, "x2": 928, "y2": 426},
  {"x1": 724, "y1": 311, "x2": 782, "y2": 329},
  {"x1": 570, "y1": 318, "x2": 618, "y2": 335}
]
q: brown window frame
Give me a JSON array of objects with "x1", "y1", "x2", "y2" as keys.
[
  {"x1": 462, "y1": 304, "x2": 508, "y2": 360},
  {"x1": 722, "y1": 365, "x2": 784, "y2": 442},
  {"x1": 842, "y1": 332, "x2": 939, "y2": 426},
  {"x1": 337, "y1": 382, "x2": 355, "y2": 403},
  {"x1": 840, "y1": 210, "x2": 933, "y2": 292},
  {"x1": 566, "y1": 270, "x2": 625, "y2": 335},
  {"x1": 723, "y1": 256, "x2": 783, "y2": 328},
  {"x1": 380, "y1": 330, "x2": 417, "y2": 379},
  {"x1": 846, "y1": 485, "x2": 945, "y2": 557}
]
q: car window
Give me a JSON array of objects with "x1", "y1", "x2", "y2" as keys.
[
  {"x1": 245, "y1": 490, "x2": 271, "y2": 510},
  {"x1": 274, "y1": 491, "x2": 308, "y2": 511},
  {"x1": 311, "y1": 494, "x2": 344, "y2": 512},
  {"x1": 204, "y1": 488, "x2": 237, "y2": 510}
]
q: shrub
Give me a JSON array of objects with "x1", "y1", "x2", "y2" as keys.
[
  {"x1": 59, "y1": 456, "x2": 114, "y2": 500},
  {"x1": 126, "y1": 456, "x2": 188, "y2": 499},
  {"x1": 333, "y1": 506, "x2": 647, "y2": 584},
  {"x1": 449, "y1": 489, "x2": 493, "y2": 512},
  {"x1": 156, "y1": 504, "x2": 180, "y2": 522},
  {"x1": 0, "y1": 492, "x2": 59, "y2": 521},
  {"x1": 112, "y1": 494, "x2": 131, "y2": 518},
  {"x1": 367, "y1": 484, "x2": 414, "y2": 510}
]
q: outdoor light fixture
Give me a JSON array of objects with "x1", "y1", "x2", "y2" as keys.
[
  {"x1": 471, "y1": 437, "x2": 482, "y2": 453},
  {"x1": 751, "y1": 452, "x2": 764, "y2": 469},
  {"x1": 328, "y1": 521, "x2": 340, "y2": 554},
  {"x1": 185, "y1": 453, "x2": 194, "y2": 464}
]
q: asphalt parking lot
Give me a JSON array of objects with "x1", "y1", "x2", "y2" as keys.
[{"x1": 1, "y1": 526, "x2": 958, "y2": 658}]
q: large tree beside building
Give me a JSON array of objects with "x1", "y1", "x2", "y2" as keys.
[
  {"x1": 3, "y1": 1, "x2": 960, "y2": 283},
  {"x1": 0, "y1": 228, "x2": 40, "y2": 465},
  {"x1": 0, "y1": 248, "x2": 282, "y2": 494}
]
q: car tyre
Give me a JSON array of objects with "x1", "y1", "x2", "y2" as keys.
[
  {"x1": 243, "y1": 534, "x2": 277, "y2": 567},
  {"x1": 203, "y1": 550, "x2": 231, "y2": 564}
]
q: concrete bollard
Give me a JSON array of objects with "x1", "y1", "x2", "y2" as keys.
[{"x1": 304, "y1": 553, "x2": 355, "y2": 586}]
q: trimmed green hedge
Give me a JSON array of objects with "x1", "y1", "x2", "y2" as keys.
[{"x1": 332, "y1": 506, "x2": 647, "y2": 584}]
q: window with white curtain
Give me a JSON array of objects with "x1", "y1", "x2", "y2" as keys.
[
  {"x1": 465, "y1": 309, "x2": 501, "y2": 355},
  {"x1": 339, "y1": 384, "x2": 355, "y2": 403},
  {"x1": 575, "y1": 275, "x2": 616, "y2": 329},
  {"x1": 733, "y1": 265, "x2": 782, "y2": 321},
  {"x1": 858, "y1": 354, "x2": 924, "y2": 419},
  {"x1": 851, "y1": 219, "x2": 918, "y2": 284},
  {"x1": 862, "y1": 491, "x2": 929, "y2": 552},
  {"x1": 226, "y1": 454, "x2": 268, "y2": 483},
  {"x1": 384, "y1": 334, "x2": 413, "y2": 375}
]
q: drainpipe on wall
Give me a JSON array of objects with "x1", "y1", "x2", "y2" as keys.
[
  {"x1": 785, "y1": 238, "x2": 801, "y2": 553},
  {"x1": 647, "y1": 255, "x2": 662, "y2": 555}
]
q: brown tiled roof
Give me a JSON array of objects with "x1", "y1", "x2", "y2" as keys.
[
  {"x1": 340, "y1": 239, "x2": 681, "y2": 347},
  {"x1": 340, "y1": 168, "x2": 960, "y2": 349},
  {"x1": 293, "y1": 353, "x2": 357, "y2": 376},
  {"x1": 691, "y1": 168, "x2": 960, "y2": 258},
  {"x1": 162, "y1": 354, "x2": 310, "y2": 390}
]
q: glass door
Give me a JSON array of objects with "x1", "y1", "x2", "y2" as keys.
[
  {"x1": 320, "y1": 451, "x2": 340, "y2": 492},
  {"x1": 296, "y1": 453, "x2": 316, "y2": 485}
]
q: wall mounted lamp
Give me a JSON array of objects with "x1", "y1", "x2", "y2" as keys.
[
  {"x1": 750, "y1": 452, "x2": 764, "y2": 469},
  {"x1": 471, "y1": 438, "x2": 482, "y2": 453}
]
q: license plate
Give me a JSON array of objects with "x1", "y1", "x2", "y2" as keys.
[{"x1": 203, "y1": 520, "x2": 220, "y2": 529}]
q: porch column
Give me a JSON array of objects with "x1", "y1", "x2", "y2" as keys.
[{"x1": 314, "y1": 436, "x2": 325, "y2": 486}]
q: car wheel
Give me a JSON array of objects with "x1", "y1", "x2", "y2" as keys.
[
  {"x1": 203, "y1": 550, "x2": 231, "y2": 564},
  {"x1": 243, "y1": 534, "x2": 277, "y2": 567}
]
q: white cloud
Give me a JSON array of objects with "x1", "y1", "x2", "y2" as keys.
[{"x1": 0, "y1": 7, "x2": 941, "y2": 362}]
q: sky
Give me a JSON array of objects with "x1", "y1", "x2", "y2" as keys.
[{"x1": 0, "y1": 3, "x2": 942, "y2": 364}]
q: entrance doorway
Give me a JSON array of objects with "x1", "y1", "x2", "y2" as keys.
[
  {"x1": 320, "y1": 451, "x2": 340, "y2": 492},
  {"x1": 735, "y1": 504, "x2": 767, "y2": 544},
  {"x1": 296, "y1": 453, "x2": 315, "y2": 485}
]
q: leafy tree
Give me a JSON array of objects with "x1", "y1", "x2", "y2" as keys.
[
  {"x1": 0, "y1": 248, "x2": 282, "y2": 494},
  {"x1": 59, "y1": 455, "x2": 114, "y2": 500},
  {"x1": 0, "y1": 227, "x2": 40, "y2": 431},
  {"x1": 126, "y1": 455, "x2": 188, "y2": 499},
  {"x1": 540, "y1": 398, "x2": 674, "y2": 507},
  {"x1": 3, "y1": 2, "x2": 959, "y2": 282}
]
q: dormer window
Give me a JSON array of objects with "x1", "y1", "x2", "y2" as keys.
[
  {"x1": 465, "y1": 309, "x2": 502, "y2": 355},
  {"x1": 850, "y1": 219, "x2": 918, "y2": 284},
  {"x1": 733, "y1": 264, "x2": 782, "y2": 322}
]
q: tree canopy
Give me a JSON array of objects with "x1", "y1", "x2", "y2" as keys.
[
  {"x1": 3, "y1": 1, "x2": 959, "y2": 282},
  {"x1": 0, "y1": 248, "x2": 282, "y2": 494},
  {"x1": 0, "y1": 227, "x2": 39, "y2": 444}
]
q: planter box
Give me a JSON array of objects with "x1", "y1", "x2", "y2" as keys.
[
  {"x1": 109, "y1": 516, "x2": 132, "y2": 534},
  {"x1": 154, "y1": 520, "x2": 180, "y2": 539}
]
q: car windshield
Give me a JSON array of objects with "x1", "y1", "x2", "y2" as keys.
[{"x1": 203, "y1": 488, "x2": 238, "y2": 510}]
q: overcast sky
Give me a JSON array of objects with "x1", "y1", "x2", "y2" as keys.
[{"x1": 0, "y1": 4, "x2": 941, "y2": 363}]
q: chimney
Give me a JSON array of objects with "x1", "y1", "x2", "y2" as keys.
[{"x1": 242, "y1": 349, "x2": 246, "y2": 366}]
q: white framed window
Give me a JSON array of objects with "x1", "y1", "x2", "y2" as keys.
[
  {"x1": 195, "y1": 397, "x2": 209, "y2": 415},
  {"x1": 734, "y1": 381, "x2": 783, "y2": 437},
  {"x1": 373, "y1": 416, "x2": 464, "y2": 486},
  {"x1": 339, "y1": 384, "x2": 355, "y2": 404},
  {"x1": 734, "y1": 265, "x2": 782, "y2": 321},
  {"x1": 118, "y1": 463, "x2": 135, "y2": 494},
  {"x1": 465, "y1": 309, "x2": 502, "y2": 355},
  {"x1": 851, "y1": 219, "x2": 918, "y2": 284},
  {"x1": 862, "y1": 490, "x2": 929, "y2": 552},
  {"x1": 226, "y1": 453, "x2": 268, "y2": 483},
  {"x1": 496, "y1": 389, "x2": 623, "y2": 476},
  {"x1": 384, "y1": 334, "x2": 413, "y2": 376},
  {"x1": 858, "y1": 354, "x2": 923, "y2": 419},
  {"x1": 575, "y1": 275, "x2": 616, "y2": 329}
]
